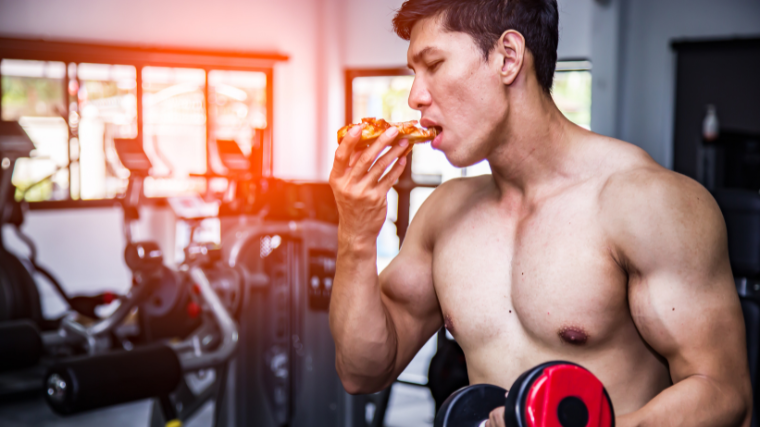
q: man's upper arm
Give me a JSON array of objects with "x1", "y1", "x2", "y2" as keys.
[
  {"x1": 602, "y1": 169, "x2": 749, "y2": 388},
  {"x1": 377, "y1": 183, "x2": 455, "y2": 379}
]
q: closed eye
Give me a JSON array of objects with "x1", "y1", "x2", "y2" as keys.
[{"x1": 428, "y1": 60, "x2": 443, "y2": 72}]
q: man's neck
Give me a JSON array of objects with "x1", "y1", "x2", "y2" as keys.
[{"x1": 486, "y1": 89, "x2": 583, "y2": 202}]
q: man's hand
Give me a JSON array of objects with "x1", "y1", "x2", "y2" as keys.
[
  {"x1": 330, "y1": 124, "x2": 409, "y2": 251},
  {"x1": 486, "y1": 406, "x2": 505, "y2": 427}
]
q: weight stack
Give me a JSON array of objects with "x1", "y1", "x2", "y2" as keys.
[{"x1": 221, "y1": 215, "x2": 364, "y2": 427}]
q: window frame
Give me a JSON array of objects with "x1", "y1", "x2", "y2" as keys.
[
  {"x1": 0, "y1": 37, "x2": 287, "y2": 209},
  {"x1": 345, "y1": 67, "x2": 428, "y2": 245},
  {"x1": 346, "y1": 60, "x2": 592, "y2": 241}
]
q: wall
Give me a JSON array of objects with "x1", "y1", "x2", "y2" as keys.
[
  {"x1": 2, "y1": 206, "x2": 175, "y2": 317},
  {"x1": 592, "y1": 0, "x2": 760, "y2": 168},
  {"x1": 343, "y1": 0, "x2": 594, "y2": 67}
]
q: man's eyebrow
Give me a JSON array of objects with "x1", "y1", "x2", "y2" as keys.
[{"x1": 409, "y1": 46, "x2": 442, "y2": 66}]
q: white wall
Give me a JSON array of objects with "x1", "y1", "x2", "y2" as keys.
[
  {"x1": 2, "y1": 206, "x2": 175, "y2": 317},
  {"x1": 592, "y1": 0, "x2": 760, "y2": 167}
]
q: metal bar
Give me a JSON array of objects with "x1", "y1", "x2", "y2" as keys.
[
  {"x1": 136, "y1": 66, "x2": 143, "y2": 152},
  {"x1": 370, "y1": 387, "x2": 393, "y2": 427},
  {"x1": 265, "y1": 68, "x2": 274, "y2": 176},
  {"x1": 0, "y1": 56, "x2": 3, "y2": 120},
  {"x1": 212, "y1": 362, "x2": 230, "y2": 427},
  {"x1": 60, "y1": 277, "x2": 151, "y2": 353},
  {"x1": 345, "y1": 71, "x2": 353, "y2": 125},
  {"x1": 395, "y1": 379, "x2": 428, "y2": 388},
  {"x1": 204, "y1": 69, "x2": 211, "y2": 196},
  {"x1": 394, "y1": 150, "x2": 414, "y2": 244},
  {"x1": 65, "y1": 62, "x2": 72, "y2": 200},
  {"x1": 0, "y1": 37, "x2": 288, "y2": 70},
  {"x1": 172, "y1": 267, "x2": 238, "y2": 371}
]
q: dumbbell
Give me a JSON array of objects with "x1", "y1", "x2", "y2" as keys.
[{"x1": 434, "y1": 361, "x2": 614, "y2": 427}]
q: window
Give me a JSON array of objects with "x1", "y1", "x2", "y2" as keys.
[
  {"x1": 1, "y1": 59, "x2": 68, "y2": 201},
  {"x1": 141, "y1": 66, "x2": 207, "y2": 197},
  {"x1": 347, "y1": 70, "x2": 489, "y2": 272},
  {"x1": 75, "y1": 63, "x2": 137, "y2": 200},
  {"x1": 208, "y1": 70, "x2": 268, "y2": 178},
  {"x1": 346, "y1": 60, "x2": 593, "y2": 270},
  {"x1": 0, "y1": 38, "x2": 284, "y2": 206},
  {"x1": 553, "y1": 60, "x2": 592, "y2": 129}
]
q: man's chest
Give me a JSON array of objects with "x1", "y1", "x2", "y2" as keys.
[{"x1": 432, "y1": 198, "x2": 629, "y2": 350}]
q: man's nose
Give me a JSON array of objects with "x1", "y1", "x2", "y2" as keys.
[{"x1": 408, "y1": 78, "x2": 432, "y2": 111}]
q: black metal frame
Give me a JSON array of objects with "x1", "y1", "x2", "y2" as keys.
[{"x1": 0, "y1": 36, "x2": 288, "y2": 209}]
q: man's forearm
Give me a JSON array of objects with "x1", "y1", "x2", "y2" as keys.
[
  {"x1": 617, "y1": 375, "x2": 750, "y2": 427},
  {"x1": 329, "y1": 237, "x2": 398, "y2": 394}
]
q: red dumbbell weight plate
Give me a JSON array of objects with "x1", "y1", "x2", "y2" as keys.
[
  {"x1": 504, "y1": 361, "x2": 614, "y2": 427},
  {"x1": 524, "y1": 364, "x2": 612, "y2": 427}
]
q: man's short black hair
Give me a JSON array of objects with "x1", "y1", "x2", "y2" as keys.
[{"x1": 393, "y1": 0, "x2": 559, "y2": 93}]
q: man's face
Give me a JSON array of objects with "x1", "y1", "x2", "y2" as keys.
[{"x1": 407, "y1": 16, "x2": 509, "y2": 168}]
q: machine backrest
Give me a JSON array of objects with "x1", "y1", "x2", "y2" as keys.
[
  {"x1": 114, "y1": 138, "x2": 152, "y2": 175},
  {"x1": 713, "y1": 189, "x2": 760, "y2": 278},
  {"x1": 214, "y1": 139, "x2": 250, "y2": 173},
  {"x1": 0, "y1": 122, "x2": 35, "y2": 158}
]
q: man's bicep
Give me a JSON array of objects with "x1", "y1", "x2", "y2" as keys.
[
  {"x1": 613, "y1": 172, "x2": 747, "y2": 381},
  {"x1": 628, "y1": 268, "x2": 744, "y2": 381},
  {"x1": 378, "y1": 215, "x2": 442, "y2": 377}
]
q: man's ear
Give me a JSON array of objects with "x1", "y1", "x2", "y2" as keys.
[{"x1": 495, "y1": 30, "x2": 525, "y2": 86}]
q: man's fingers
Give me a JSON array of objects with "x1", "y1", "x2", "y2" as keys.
[
  {"x1": 332, "y1": 125, "x2": 364, "y2": 175},
  {"x1": 349, "y1": 126, "x2": 398, "y2": 176},
  {"x1": 486, "y1": 406, "x2": 506, "y2": 427},
  {"x1": 364, "y1": 139, "x2": 410, "y2": 184},
  {"x1": 349, "y1": 149, "x2": 363, "y2": 168},
  {"x1": 378, "y1": 155, "x2": 407, "y2": 193}
]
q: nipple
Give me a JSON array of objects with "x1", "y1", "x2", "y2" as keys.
[{"x1": 558, "y1": 326, "x2": 588, "y2": 345}]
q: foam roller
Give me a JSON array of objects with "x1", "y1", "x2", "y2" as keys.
[{"x1": 45, "y1": 344, "x2": 182, "y2": 415}]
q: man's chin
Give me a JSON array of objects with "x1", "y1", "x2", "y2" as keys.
[{"x1": 444, "y1": 152, "x2": 487, "y2": 170}]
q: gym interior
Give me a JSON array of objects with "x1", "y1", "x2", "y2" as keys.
[{"x1": 0, "y1": 0, "x2": 759, "y2": 426}]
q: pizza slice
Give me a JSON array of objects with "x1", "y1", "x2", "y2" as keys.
[{"x1": 337, "y1": 118, "x2": 438, "y2": 156}]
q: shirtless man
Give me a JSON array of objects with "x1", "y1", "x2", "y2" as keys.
[{"x1": 328, "y1": 0, "x2": 752, "y2": 425}]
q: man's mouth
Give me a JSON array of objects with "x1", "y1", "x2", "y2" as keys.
[{"x1": 431, "y1": 126, "x2": 443, "y2": 149}]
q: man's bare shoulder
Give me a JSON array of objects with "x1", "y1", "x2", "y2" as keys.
[
  {"x1": 410, "y1": 174, "x2": 495, "y2": 240},
  {"x1": 597, "y1": 141, "x2": 717, "y2": 221},
  {"x1": 594, "y1": 137, "x2": 725, "y2": 268}
]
